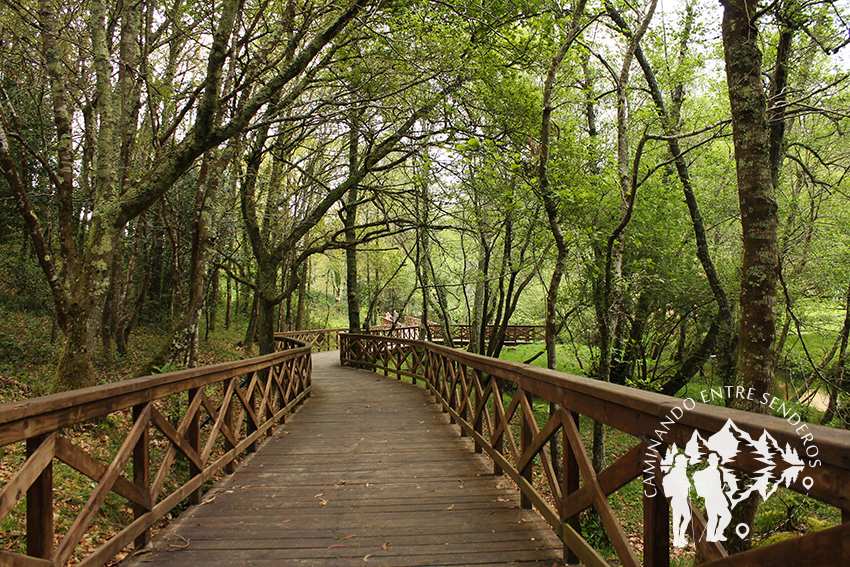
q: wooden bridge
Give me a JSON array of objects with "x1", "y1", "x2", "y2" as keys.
[
  {"x1": 1, "y1": 330, "x2": 849, "y2": 567},
  {"x1": 277, "y1": 324, "x2": 546, "y2": 351}
]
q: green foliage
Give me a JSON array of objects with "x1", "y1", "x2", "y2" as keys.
[{"x1": 151, "y1": 361, "x2": 184, "y2": 374}]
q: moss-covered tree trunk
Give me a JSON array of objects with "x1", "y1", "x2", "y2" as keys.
[
  {"x1": 720, "y1": 0, "x2": 780, "y2": 551},
  {"x1": 257, "y1": 262, "x2": 280, "y2": 357},
  {"x1": 7, "y1": 0, "x2": 365, "y2": 391}
]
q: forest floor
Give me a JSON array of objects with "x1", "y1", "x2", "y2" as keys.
[{"x1": 0, "y1": 305, "x2": 258, "y2": 564}]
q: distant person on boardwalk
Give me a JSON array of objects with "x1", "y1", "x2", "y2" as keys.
[{"x1": 393, "y1": 309, "x2": 399, "y2": 323}]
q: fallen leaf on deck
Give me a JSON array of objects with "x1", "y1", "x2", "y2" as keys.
[
  {"x1": 328, "y1": 544, "x2": 347, "y2": 549},
  {"x1": 281, "y1": 519, "x2": 292, "y2": 524},
  {"x1": 445, "y1": 504, "x2": 454, "y2": 511},
  {"x1": 364, "y1": 554, "x2": 373, "y2": 562},
  {"x1": 340, "y1": 535, "x2": 357, "y2": 540},
  {"x1": 381, "y1": 542, "x2": 389, "y2": 551}
]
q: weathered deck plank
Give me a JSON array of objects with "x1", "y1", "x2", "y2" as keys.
[{"x1": 125, "y1": 351, "x2": 566, "y2": 566}]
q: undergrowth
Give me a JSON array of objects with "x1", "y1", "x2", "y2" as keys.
[{"x1": 0, "y1": 305, "x2": 253, "y2": 565}]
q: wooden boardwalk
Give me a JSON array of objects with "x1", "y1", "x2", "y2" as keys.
[{"x1": 124, "y1": 350, "x2": 566, "y2": 567}]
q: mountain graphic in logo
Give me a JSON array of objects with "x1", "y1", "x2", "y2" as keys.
[{"x1": 659, "y1": 418, "x2": 806, "y2": 546}]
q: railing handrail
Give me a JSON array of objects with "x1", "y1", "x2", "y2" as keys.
[
  {"x1": 437, "y1": 337, "x2": 845, "y2": 466},
  {"x1": 0, "y1": 337, "x2": 312, "y2": 567},
  {"x1": 341, "y1": 333, "x2": 848, "y2": 484},
  {"x1": 0, "y1": 344, "x2": 308, "y2": 440},
  {"x1": 272, "y1": 324, "x2": 545, "y2": 352},
  {"x1": 275, "y1": 328, "x2": 347, "y2": 335},
  {"x1": 339, "y1": 332, "x2": 850, "y2": 566}
]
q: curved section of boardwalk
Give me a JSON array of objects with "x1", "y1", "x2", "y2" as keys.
[{"x1": 126, "y1": 351, "x2": 565, "y2": 567}]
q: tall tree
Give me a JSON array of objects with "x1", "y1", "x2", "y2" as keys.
[
  {"x1": 719, "y1": 0, "x2": 780, "y2": 549},
  {"x1": 0, "y1": 0, "x2": 371, "y2": 390}
]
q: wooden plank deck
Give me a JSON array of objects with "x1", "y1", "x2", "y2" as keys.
[{"x1": 124, "y1": 350, "x2": 567, "y2": 567}]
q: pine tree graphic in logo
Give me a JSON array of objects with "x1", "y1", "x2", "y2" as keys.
[{"x1": 659, "y1": 418, "x2": 806, "y2": 546}]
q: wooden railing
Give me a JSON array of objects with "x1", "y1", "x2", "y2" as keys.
[
  {"x1": 374, "y1": 323, "x2": 545, "y2": 345},
  {"x1": 449, "y1": 324, "x2": 545, "y2": 344},
  {"x1": 366, "y1": 325, "x2": 420, "y2": 340},
  {"x1": 275, "y1": 327, "x2": 419, "y2": 350},
  {"x1": 275, "y1": 328, "x2": 345, "y2": 351},
  {"x1": 275, "y1": 324, "x2": 544, "y2": 351},
  {"x1": 0, "y1": 337, "x2": 311, "y2": 567},
  {"x1": 339, "y1": 333, "x2": 850, "y2": 567}
]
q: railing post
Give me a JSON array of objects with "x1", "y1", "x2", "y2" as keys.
[
  {"x1": 188, "y1": 388, "x2": 201, "y2": 505},
  {"x1": 26, "y1": 434, "x2": 53, "y2": 560},
  {"x1": 520, "y1": 390, "x2": 533, "y2": 509},
  {"x1": 247, "y1": 371, "x2": 258, "y2": 453},
  {"x1": 306, "y1": 351, "x2": 313, "y2": 397},
  {"x1": 224, "y1": 379, "x2": 235, "y2": 474},
  {"x1": 561, "y1": 411, "x2": 580, "y2": 564},
  {"x1": 643, "y1": 443, "x2": 670, "y2": 567},
  {"x1": 425, "y1": 348, "x2": 436, "y2": 392},
  {"x1": 442, "y1": 360, "x2": 452, "y2": 416},
  {"x1": 458, "y1": 365, "x2": 468, "y2": 436},
  {"x1": 472, "y1": 369, "x2": 483, "y2": 453},
  {"x1": 133, "y1": 404, "x2": 151, "y2": 550},
  {"x1": 493, "y1": 376, "x2": 504, "y2": 476}
]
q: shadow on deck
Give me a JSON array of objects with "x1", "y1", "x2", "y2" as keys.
[{"x1": 124, "y1": 351, "x2": 565, "y2": 567}]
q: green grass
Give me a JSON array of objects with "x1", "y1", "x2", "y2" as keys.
[{"x1": 497, "y1": 342, "x2": 592, "y2": 375}]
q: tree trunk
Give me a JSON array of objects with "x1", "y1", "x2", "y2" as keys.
[
  {"x1": 207, "y1": 267, "x2": 219, "y2": 337},
  {"x1": 344, "y1": 116, "x2": 361, "y2": 333},
  {"x1": 469, "y1": 233, "x2": 491, "y2": 354},
  {"x1": 720, "y1": 0, "x2": 780, "y2": 550},
  {"x1": 537, "y1": 1, "x2": 585, "y2": 369},
  {"x1": 417, "y1": 166, "x2": 432, "y2": 340},
  {"x1": 52, "y1": 303, "x2": 96, "y2": 392},
  {"x1": 225, "y1": 275, "x2": 232, "y2": 330},
  {"x1": 427, "y1": 256, "x2": 455, "y2": 348},
  {"x1": 243, "y1": 291, "x2": 259, "y2": 347},
  {"x1": 295, "y1": 259, "x2": 309, "y2": 330}
]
